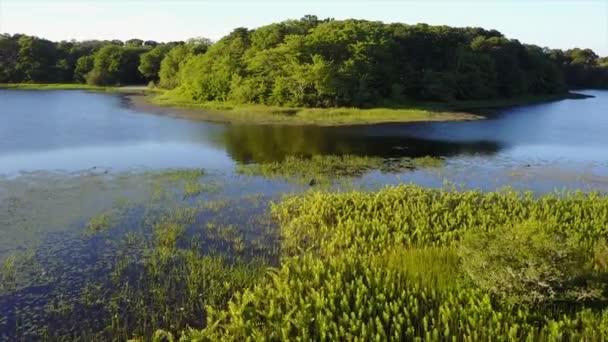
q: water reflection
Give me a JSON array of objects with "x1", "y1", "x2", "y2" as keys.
[
  {"x1": 220, "y1": 124, "x2": 503, "y2": 163},
  {"x1": 1, "y1": 89, "x2": 607, "y2": 175}
]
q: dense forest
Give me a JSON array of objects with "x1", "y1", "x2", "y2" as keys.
[{"x1": 2, "y1": 16, "x2": 608, "y2": 106}]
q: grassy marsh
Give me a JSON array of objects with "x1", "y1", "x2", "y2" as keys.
[
  {"x1": 3, "y1": 165, "x2": 608, "y2": 340},
  {"x1": 129, "y1": 90, "x2": 586, "y2": 127},
  {"x1": 237, "y1": 155, "x2": 445, "y2": 184},
  {"x1": 136, "y1": 92, "x2": 482, "y2": 126}
]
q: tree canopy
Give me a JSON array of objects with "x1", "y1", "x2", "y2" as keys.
[
  {"x1": 169, "y1": 17, "x2": 608, "y2": 107},
  {"x1": 0, "y1": 35, "x2": 195, "y2": 86},
  {"x1": 1, "y1": 16, "x2": 607, "y2": 103}
]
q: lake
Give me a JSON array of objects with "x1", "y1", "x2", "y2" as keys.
[
  {"x1": 1, "y1": 89, "x2": 608, "y2": 190},
  {"x1": 1, "y1": 89, "x2": 607, "y2": 171},
  {"x1": 1, "y1": 88, "x2": 608, "y2": 339}
]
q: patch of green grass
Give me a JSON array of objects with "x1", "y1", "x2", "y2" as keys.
[
  {"x1": 86, "y1": 213, "x2": 113, "y2": 234},
  {"x1": 150, "y1": 169, "x2": 205, "y2": 183},
  {"x1": 138, "y1": 90, "x2": 583, "y2": 126},
  {"x1": 237, "y1": 155, "x2": 444, "y2": 184},
  {"x1": 143, "y1": 91, "x2": 482, "y2": 126},
  {"x1": 0, "y1": 83, "x2": 117, "y2": 91},
  {"x1": 0, "y1": 256, "x2": 17, "y2": 294},
  {"x1": 147, "y1": 168, "x2": 218, "y2": 199},
  {"x1": 0, "y1": 83, "x2": 160, "y2": 94},
  {"x1": 174, "y1": 185, "x2": 608, "y2": 340}
]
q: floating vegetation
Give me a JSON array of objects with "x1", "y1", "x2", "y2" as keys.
[
  {"x1": 0, "y1": 190, "x2": 279, "y2": 341},
  {"x1": 237, "y1": 155, "x2": 445, "y2": 184},
  {"x1": 0, "y1": 256, "x2": 16, "y2": 294},
  {"x1": 86, "y1": 212, "x2": 116, "y2": 234},
  {"x1": 150, "y1": 169, "x2": 205, "y2": 184},
  {"x1": 147, "y1": 168, "x2": 221, "y2": 200}
]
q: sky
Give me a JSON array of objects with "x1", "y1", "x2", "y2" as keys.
[{"x1": 1, "y1": 0, "x2": 607, "y2": 55}]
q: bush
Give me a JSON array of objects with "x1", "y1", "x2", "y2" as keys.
[{"x1": 459, "y1": 219, "x2": 607, "y2": 305}]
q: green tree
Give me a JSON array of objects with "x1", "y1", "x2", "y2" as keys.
[
  {"x1": 158, "y1": 39, "x2": 211, "y2": 89},
  {"x1": 15, "y1": 35, "x2": 57, "y2": 82},
  {"x1": 138, "y1": 45, "x2": 171, "y2": 82},
  {"x1": 86, "y1": 44, "x2": 147, "y2": 86},
  {"x1": 0, "y1": 34, "x2": 20, "y2": 82},
  {"x1": 74, "y1": 55, "x2": 95, "y2": 83},
  {"x1": 125, "y1": 38, "x2": 144, "y2": 47}
]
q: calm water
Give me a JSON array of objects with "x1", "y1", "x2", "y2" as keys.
[{"x1": 1, "y1": 89, "x2": 607, "y2": 177}]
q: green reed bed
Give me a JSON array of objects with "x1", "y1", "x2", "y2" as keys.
[
  {"x1": 170, "y1": 185, "x2": 608, "y2": 341},
  {"x1": 5, "y1": 179, "x2": 608, "y2": 340},
  {"x1": 237, "y1": 155, "x2": 444, "y2": 185},
  {"x1": 36, "y1": 195, "x2": 279, "y2": 341}
]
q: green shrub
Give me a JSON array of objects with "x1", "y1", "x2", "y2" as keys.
[{"x1": 459, "y1": 219, "x2": 607, "y2": 305}]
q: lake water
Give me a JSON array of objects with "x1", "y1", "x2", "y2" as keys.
[
  {"x1": 1, "y1": 88, "x2": 608, "y2": 339},
  {"x1": 1, "y1": 89, "x2": 607, "y2": 187}
]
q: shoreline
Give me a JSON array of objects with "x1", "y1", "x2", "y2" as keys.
[
  {"x1": 127, "y1": 91, "x2": 592, "y2": 126},
  {"x1": 0, "y1": 83, "x2": 153, "y2": 94},
  {"x1": 1, "y1": 83, "x2": 594, "y2": 126},
  {"x1": 126, "y1": 94, "x2": 486, "y2": 126}
]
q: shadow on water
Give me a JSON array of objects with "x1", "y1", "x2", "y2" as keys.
[{"x1": 219, "y1": 124, "x2": 503, "y2": 163}]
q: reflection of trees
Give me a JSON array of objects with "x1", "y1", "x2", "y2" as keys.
[{"x1": 220, "y1": 124, "x2": 503, "y2": 163}]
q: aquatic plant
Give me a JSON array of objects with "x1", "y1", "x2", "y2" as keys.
[
  {"x1": 174, "y1": 185, "x2": 608, "y2": 340},
  {"x1": 460, "y1": 219, "x2": 608, "y2": 305},
  {"x1": 237, "y1": 155, "x2": 444, "y2": 184}
]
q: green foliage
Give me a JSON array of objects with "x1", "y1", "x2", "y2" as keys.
[
  {"x1": 460, "y1": 219, "x2": 607, "y2": 305},
  {"x1": 2, "y1": 21, "x2": 607, "y2": 92},
  {"x1": 237, "y1": 155, "x2": 444, "y2": 184},
  {"x1": 15, "y1": 35, "x2": 58, "y2": 83},
  {"x1": 177, "y1": 185, "x2": 608, "y2": 340},
  {"x1": 74, "y1": 55, "x2": 95, "y2": 83},
  {"x1": 139, "y1": 45, "x2": 172, "y2": 82},
  {"x1": 158, "y1": 39, "x2": 212, "y2": 89},
  {"x1": 0, "y1": 34, "x2": 182, "y2": 86},
  {"x1": 548, "y1": 48, "x2": 608, "y2": 88},
  {"x1": 168, "y1": 17, "x2": 607, "y2": 108},
  {"x1": 0, "y1": 256, "x2": 17, "y2": 294},
  {"x1": 86, "y1": 44, "x2": 149, "y2": 86}
]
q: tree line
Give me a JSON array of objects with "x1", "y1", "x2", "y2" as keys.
[
  {"x1": 2, "y1": 16, "x2": 607, "y2": 106},
  {"x1": 0, "y1": 34, "x2": 210, "y2": 87}
]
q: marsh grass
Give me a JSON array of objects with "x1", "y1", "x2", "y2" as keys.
[
  {"x1": 237, "y1": 154, "x2": 445, "y2": 184},
  {"x1": 0, "y1": 256, "x2": 16, "y2": 294},
  {"x1": 28, "y1": 190, "x2": 280, "y2": 341},
  {"x1": 178, "y1": 185, "x2": 608, "y2": 340},
  {"x1": 0, "y1": 252, "x2": 47, "y2": 296},
  {"x1": 147, "y1": 168, "x2": 221, "y2": 200},
  {"x1": 146, "y1": 92, "x2": 482, "y2": 126},
  {"x1": 142, "y1": 91, "x2": 580, "y2": 127},
  {"x1": 7, "y1": 171, "x2": 608, "y2": 340},
  {"x1": 0, "y1": 83, "x2": 118, "y2": 92}
]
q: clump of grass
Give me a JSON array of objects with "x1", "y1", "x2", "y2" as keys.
[
  {"x1": 184, "y1": 181, "x2": 221, "y2": 198},
  {"x1": 0, "y1": 256, "x2": 17, "y2": 293},
  {"x1": 39, "y1": 194, "x2": 278, "y2": 341},
  {"x1": 0, "y1": 252, "x2": 47, "y2": 297},
  {"x1": 0, "y1": 83, "x2": 117, "y2": 91},
  {"x1": 151, "y1": 169, "x2": 205, "y2": 184},
  {"x1": 148, "y1": 92, "x2": 482, "y2": 126},
  {"x1": 237, "y1": 155, "x2": 444, "y2": 184},
  {"x1": 86, "y1": 213, "x2": 113, "y2": 234},
  {"x1": 412, "y1": 155, "x2": 445, "y2": 168},
  {"x1": 148, "y1": 169, "x2": 219, "y2": 199}
]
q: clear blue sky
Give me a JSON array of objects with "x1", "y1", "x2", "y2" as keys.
[{"x1": 1, "y1": 0, "x2": 607, "y2": 55}]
